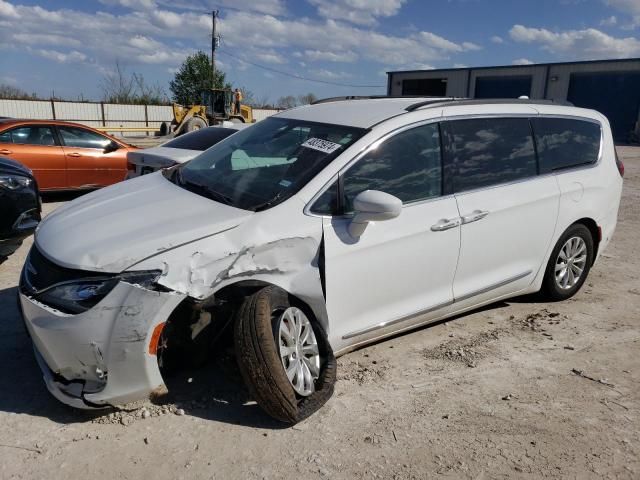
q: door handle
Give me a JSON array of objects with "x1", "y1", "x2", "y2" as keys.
[
  {"x1": 431, "y1": 217, "x2": 462, "y2": 232},
  {"x1": 0, "y1": 149, "x2": 11, "y2": 154},
  {"x1": 461, "y1": 210, "x2": 489, "y2": 224},
  {"x1": 67, "y1": 152, "x2": 82, "y2": 157}
]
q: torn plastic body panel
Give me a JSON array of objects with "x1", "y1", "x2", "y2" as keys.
[
  {"x1": 132, "y1": 201, "x2": 329, "y2": 333},
  {"x1": 20, "y1": 281, "x2": 185, "y2": 408}
]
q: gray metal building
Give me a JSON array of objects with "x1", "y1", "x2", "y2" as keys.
[{"x1": 387, "y1": 58, "x2": 640, "y2": 143}]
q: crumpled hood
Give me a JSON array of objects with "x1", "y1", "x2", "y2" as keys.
[{"x1": 36, "y1": 172, "x2": 253, "y2": 272}]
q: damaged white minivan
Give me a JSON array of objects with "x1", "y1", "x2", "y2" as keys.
[{"x1": 19, "y1": 97, "x2": 623, "y2": 424}]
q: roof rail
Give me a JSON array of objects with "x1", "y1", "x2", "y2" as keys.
[
  {"x1": 310, "y1": 95, "x2": 451, "y2": 105},
  {"x1": 404, "y1": 97, "x2": 462, "y2": 111},
  {"x1": 405, "y1": 97, "x2": 575, "y2": 112}
]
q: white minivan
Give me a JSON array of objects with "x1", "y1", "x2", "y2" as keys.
[{"x1": 19, "y1": 97, "x2": 624, "y2": 424}]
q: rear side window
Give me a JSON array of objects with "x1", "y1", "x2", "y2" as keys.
[
  {"x1": 1, "y1": 126, "x2": 56, "y2": 146},
  {"x1": 531, "y1": 118, "x2": 601, "y2": 173},
  {"x1": 444, "y1": 118, "x2": 536, "y2": 193},
  {"x1": 340, "y1": 123, "x2": 442, "y2": 213},
  {"x1": 163, "y1": 127, "x2": 236, "y2": 151}
]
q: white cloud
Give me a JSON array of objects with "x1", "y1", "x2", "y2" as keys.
[
  {"x1": 308, "y1": 0, "x2": 406, "y2": 26},
  {"x1": 302, "y1": 49, "x2": 358, "y2": 62},
  {"x1": 604, "y1": 1, "x2": 640, "y2": 28},
  {"x1": 512, "y1": 58, "x2": 534, "y2": 65},
  {"x1": 219, "y1": 11, "x2": 481, "y2": 67},
  {"x1": 0, "y1": 0, "x2": 19, "y2": 18},
  {"x1": 600, "y1": 15, "x2": 618, "y2": 26},
  {"x1": 157, "y1": 0, "x2": 287, "y2": 16},
  {"x1": 491, "y1": 35, "x2": 504, "y2": 44},
  {"x1": 509, "y1": 24, "x2": 640, "y2": 58},
  {"x1": 31, "y1": 48, "x2": 87, "y2": 64},
  {"x1": 606, "y1": 0, "x2": 640, "y2": 15},
  {"x1": 137, "y1": 50, "x2": 184, "y2": 64},
  {"x1": 254, "y1": 51, "x2": 287, "y2": 64},
  {"x1": 0, "y1": 0, "x2": 481, "y2": 90},
  {"x1": 310, "y1": 68, "x2": 352, "y2": 79},
  {"x1": 128, "y1": 35, "x2": 163, "y2": 51},
  {"x1": 99, "y1": 0, "x2": 156, "y2": 9}
]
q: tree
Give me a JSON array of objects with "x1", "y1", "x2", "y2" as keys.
[
  {"x1": 170, "y1": 51, "x2": 230, "y2": 105},
  {"x1": 297, "y1": 93, "x2": 317, "y2": 105},
  {"x1": 277, "y1": 95, "x2": 297, "y2": 109},
  {"x1": 0, "y1": 84, "x2": 38, "y2": 100},
  {"x1": 101, "y1": 61, "x2": 168, "y2": 104}
]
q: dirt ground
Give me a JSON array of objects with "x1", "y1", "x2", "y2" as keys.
[{"x1": 0, "y1": 148, "x2": 638, "y2": 480}]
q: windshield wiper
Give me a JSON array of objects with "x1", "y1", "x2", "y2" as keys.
[
  {"x1": 180, "y1": 179, "x2": 234, "y2": 206},
  {"x1": 252, "y1": 191, "x2": 284, "y2": 212}
]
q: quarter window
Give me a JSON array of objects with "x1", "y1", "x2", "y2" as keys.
[
  {"x1": 1, "y1": 126, "x2": 56, "y2": 146},
  {"x1": 58, "y1": 126, "x2": 111, "y2": 149},
  {"x1": 531, "y1": 118, "x2": 601, "y2": 173},
  {"x1": 445, "y1": 118, "x2": 537, "y2": 193},
  {"x1": 341, "y1": 123, "x2": 442, "y2": 213}
]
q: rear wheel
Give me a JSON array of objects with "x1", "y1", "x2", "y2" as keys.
[
  {"x1": 542, "y1": 224, "x2": 594, "y2": 301},
  {"x1": 234, "y1": 286, "x2": 336, "y2": 424}
]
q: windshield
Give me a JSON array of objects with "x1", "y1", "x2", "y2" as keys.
[
  {"x1": 172, "y1": 117, "x2": 366, "y2": 211},
  {"x1": 163, "y1": 127, "x2": 236, "y2": 151}
]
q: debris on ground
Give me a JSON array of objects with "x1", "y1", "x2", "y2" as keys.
[
  {"x1": 422, "y1": 328, "x2": 506, "y2": 367},
  {"x1": 571, "y1": 369, "x2": 616, "y2": 388},
  {"x1": 338, "y1": 359, "x2": 389, "y2": 385},
  {"x1": 520, "y1": 309, "x2": 567, "y2": 332}
]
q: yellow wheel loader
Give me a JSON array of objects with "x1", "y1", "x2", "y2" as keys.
[{"x1": 160, "y1": 88, "x2": 254, "y2": 136}]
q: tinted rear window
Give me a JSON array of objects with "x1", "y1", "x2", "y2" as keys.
[
  {"x1": 164, "y1": 127, "x2": 236, "y2": 151},
  {"x1": 445, "y1": 118, "x2": 537, "y2": 193},
  {"x1": 531, "y1": 118, "x2": 601, "y2": 173}
]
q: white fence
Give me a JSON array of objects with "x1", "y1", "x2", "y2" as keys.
[{"x1": 0, "y1": 99, "x2": 280, "y2": 136}]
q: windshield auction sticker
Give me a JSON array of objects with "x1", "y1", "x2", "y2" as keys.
[{"x1": 301, "y1": 138, "x2": 342, "y2": 154}]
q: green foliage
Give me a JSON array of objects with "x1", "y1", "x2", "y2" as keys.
[{"x1": 170, "y1": 51, "x2": 231, "y2": 105}]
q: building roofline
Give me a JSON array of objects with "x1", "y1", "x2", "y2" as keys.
[{"x1": 387, "y1": 57, "x2": 640, "y2": 76}]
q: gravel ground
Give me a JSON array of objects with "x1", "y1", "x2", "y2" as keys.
[{"x1": 0, "y1": 148, "x2": 638, "y2": 479}]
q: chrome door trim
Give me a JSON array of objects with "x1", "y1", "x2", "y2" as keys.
[
  {"x1": 341, "y1": 269, "x2": 532, "y2": 340},
  {"x1": 341, "y1": 299, "x2": 454, "y2": 340},
  {"x1": 454, "y1": 270, "x2": 532, "y2": 302}
]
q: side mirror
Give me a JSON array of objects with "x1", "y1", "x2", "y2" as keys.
[
  {"x1": 348, "y1": 190, "x2": 402, "y2": 238},
  {"x1": 103, "y1": 141, "x2": 120, "y2": 154}
]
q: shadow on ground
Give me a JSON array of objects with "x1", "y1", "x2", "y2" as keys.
[
  {"x1": 0, "y1": 285, "x2": 285, "y2": 428},
  {"x1": 0, "y1": 280, "x2": 536, "y2": 429}
]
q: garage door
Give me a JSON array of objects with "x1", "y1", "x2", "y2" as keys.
[
  {"x1": 474, "y1": 76, "x2": 532, "y2": 99},
  {"x1": 402, "y1": 78, "x2": 448, "y2": 96},
  {"x1": 567, "y1": 71, "x2": 640, "y2": 143}
]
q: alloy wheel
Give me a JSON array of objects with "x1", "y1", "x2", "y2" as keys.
[
  {"x1": 277, "y1": 307, "x2": 320, "y2": 396},
  {"x1": 555, "y1": 236, "x2": 587, "y2": 290}
]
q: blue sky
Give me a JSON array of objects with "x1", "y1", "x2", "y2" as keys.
[{"x1": 1, "y1": 0, "x2": 640, "y2": 103}]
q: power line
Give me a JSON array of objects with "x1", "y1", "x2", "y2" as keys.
[{"x1": 218, "y1": 49, "x2": 385, "y2": 89}]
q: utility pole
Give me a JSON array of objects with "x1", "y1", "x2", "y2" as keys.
[{"x1": 211, "y1": 10, "x2": 218, "y2": 89}]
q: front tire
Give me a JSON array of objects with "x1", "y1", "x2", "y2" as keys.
[
  {"x1": 542, "y1": 224, "x2": 594, "y2": 301},
  {"x1": 185, "y1": 116, "x2": 207, "y2": 133},
  {"x1": 234, "y1": 286, "x2": 336, "y2": 424}
]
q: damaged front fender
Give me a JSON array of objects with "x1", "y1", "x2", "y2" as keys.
[{"x1": 131, "y1": 211, "x2": 329, "y2": 331}]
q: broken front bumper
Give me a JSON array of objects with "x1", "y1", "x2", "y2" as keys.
[{"x1": 19, "y1": 282, "x2": 185, "y2": 409}]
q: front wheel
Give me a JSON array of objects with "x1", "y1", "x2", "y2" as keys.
[
  {"x1": 542, "y1": 224, "x2": 594, "y2": 301},
  {"x1": 234, "y1": 286, "x2": 336, "y2": 424}
]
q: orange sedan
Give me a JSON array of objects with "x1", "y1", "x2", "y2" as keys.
[{"x1": 0, "y1": 119, "x2": 137, "y2": 191}]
